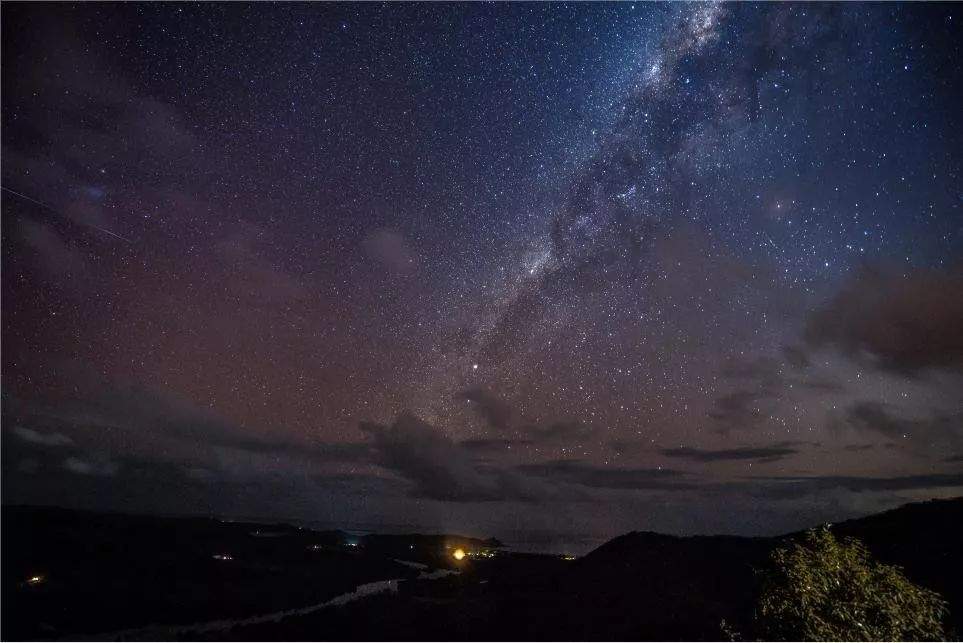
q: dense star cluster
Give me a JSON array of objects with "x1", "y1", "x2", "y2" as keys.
[{"x1": 2, "y1": 3, "x2": 962, "y2": 552}]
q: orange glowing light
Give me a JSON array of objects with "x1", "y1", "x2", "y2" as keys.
[{"x1": 453, "y1": 548, "x2": 466, "y2": 561}]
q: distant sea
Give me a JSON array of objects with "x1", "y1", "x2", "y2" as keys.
[{"x1": 221, "y1": 515, "x2": 606, "y2": 555}]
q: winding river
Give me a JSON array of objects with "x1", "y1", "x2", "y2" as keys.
[{"x1": 94, "y1": 565, "x2": 458, "y2": 641}]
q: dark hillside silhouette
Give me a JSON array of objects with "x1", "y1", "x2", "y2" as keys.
[{"x1": 6, "y1": 498, "x2": 959, "y2": 640}]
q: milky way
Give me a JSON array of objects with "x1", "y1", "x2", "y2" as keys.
[{"x1": 3, "y1": 3, "x2": 962, "y2": 552}]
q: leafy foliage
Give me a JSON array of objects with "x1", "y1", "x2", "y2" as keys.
[{"x1": 753, "y1": 526, "x2": 947, "y2": 641}]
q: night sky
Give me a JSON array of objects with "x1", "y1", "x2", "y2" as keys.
[{"x1": 3, "y1": 3, "x2": 962, "y2": 553}]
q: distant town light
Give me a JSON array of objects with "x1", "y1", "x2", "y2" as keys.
[
  {"x1": 27, "y1": 575, "x2": 44, "y2": 585},
  {"x1": 453, "y1": 548, "x2": 466, "y2": 561},
  {"x1": 212, "y1": 553, "x2": 233, "y2": 561}
]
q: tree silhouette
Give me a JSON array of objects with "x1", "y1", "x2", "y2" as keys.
[{"x1": 753, "y1": 527, "x2": 947, "y2": 641}]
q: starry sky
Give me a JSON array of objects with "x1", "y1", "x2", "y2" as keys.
[{"x1": 3, "y1": 2, "x2": 962, "y2": 553}]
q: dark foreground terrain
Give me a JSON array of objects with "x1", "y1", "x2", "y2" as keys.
[
  {"x1": 1, "y1": 506, "x2": 492, "y2": 640},
  {"x1": 3, "y1": 498, "x2": 961, "y2": 640}
]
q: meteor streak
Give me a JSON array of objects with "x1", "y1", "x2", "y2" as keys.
[{"x1": 1, "y1": 185, "x2": 131, "y2": 243}]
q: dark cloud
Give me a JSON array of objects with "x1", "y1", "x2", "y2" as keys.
[
  {"x1": 1, "y1": 27, "x2": 205, "y2": 253},
  {"x1": 518, "y1": 459, "x2": 692, "y2": 490},
  {"x1": 607, "y1": 440, "x2": 646, "y2": 456},
  {"x1": 459, "y1": 438, "x2": 534, "y2": 452},
  {"x1": 524, "y1": 421, "x2": 593, "y2": 442},
  {"x1": 804, "y1": 267, "x2": 963, "y2": 376},
  {"x1": 745, "y1": 473, "x2": 963, "y2": 499},
  {"x1": 661, "y1": 443, "x2": 800, "y2": 463},
  {"x1": 2, "y1": 439, "x2": 356, "y2": 520},
  {"x1": 16, "y1": 218, "x2": 90, "y2": 281},
  {"x1": 782, "y1": 345, "x2": 811, "y2": 369},
  {"x1": 843, "y1": 443, "x2": 877, "y2": 453},
  {"x1": 1, "y1": 374, "x2": 371, "y2": 487},
  {"x1": 707, "y1": 354, "x2": 790, "y2": 433},
  {"x1": 719, "y1": 355, "x2": 783, "y2": 384},
  {"x1": 11, "y1": 426, "x2": 74, "y2": 447},
  {"x1": 795, "y1": 376, "x2": 846, "y2": 393},
  {"x1": 842, "y1": 401, "x2": 910, "y2": 439},
  {"x1": 312, "y1": 473, "x2": 403, "y2": 496},
  {"x1": 708, "y1": 389, "x2": 779, "y2": 433},
  {"x1": 362, "y1": 413, "x2": 542, "y2": 502},
  {"x1": 707, "y1": 351, "x2": 845, "y2": 436},
  {"x1": 63, "y1": 456, "x2": 118, "y2": 477},
  {"x1": 458, "y1": 387, "x2": 513, "y2": 430},
  {"x1": 838, "y1": 401, "x2": 963, "y2": 441}
]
